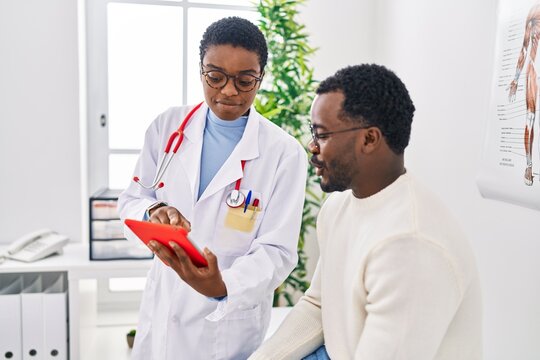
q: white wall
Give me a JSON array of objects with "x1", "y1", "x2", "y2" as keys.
[
  {"x1": 0, "y1": 0, "x2": 82, "y2": 243},
  {"x1": 371, "y1": 0, "x2": 539, "y2": 359},
  {"x1": 300, "y1": 0, "x2": 376, "y2": 80}
]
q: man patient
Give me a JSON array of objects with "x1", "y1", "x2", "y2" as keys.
[{"x1": 249, "y1": 64, "x2": 482, "y2": 360}]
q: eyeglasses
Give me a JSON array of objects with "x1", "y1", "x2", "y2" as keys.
[
  {"x1": 309, "y1": 123, "x2": 370, "y2": 145},
  {"x1": 200, "y1": 66, "x2": 263, "y2": 92}
]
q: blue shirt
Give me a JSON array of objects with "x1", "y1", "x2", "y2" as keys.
[{"x1": 197, "y1": 109, "x2": 248, "y2": 199}]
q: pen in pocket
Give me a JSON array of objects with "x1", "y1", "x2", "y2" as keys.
[
  {"x1": 244, "y1": 190, "x2": 252, "y2": 213},
  {"x1": 250, "y1": 198, "x2": 260, "y2": 220}
]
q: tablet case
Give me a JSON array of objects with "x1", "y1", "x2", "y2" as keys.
[{"x1": 124, "y1": 219, "x2": 208, "y2": 267}]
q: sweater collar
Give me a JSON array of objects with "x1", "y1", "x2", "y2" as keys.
[{"x1": 350, "y1": 170, "x2": 410, "y2": 208}]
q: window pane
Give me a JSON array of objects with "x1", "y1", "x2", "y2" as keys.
[
  {"x1": 186, "y1": 8, "x2": 259, "y2": 105},
  {"x1": 189, "y1": 0, "x2": 254, "y2": 6},
  {"x1": 107, "y1": 3, "x2": 183, "y2": 150},
  {"x1": 109, "y1": 153, "x2": 139, "y2": 189}
]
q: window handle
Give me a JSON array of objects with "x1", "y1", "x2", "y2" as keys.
[{"x1": 100, "y1": 114, "x2": 107, "y2": 127}]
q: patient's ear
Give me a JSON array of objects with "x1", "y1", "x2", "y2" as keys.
[{"x1": 362, "y1": 127, "x2": 383, "y2": 154}]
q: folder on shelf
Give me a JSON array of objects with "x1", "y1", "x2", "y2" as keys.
[
  {"x1": 21, "y1": 275, "x2": 44, "y2": 360},
  {"x1": 43, "y1": 273, "x2": 68, "y2": 360},
  {"x1": 0, "y1": 275, "x2": 23, "y2": 360}
]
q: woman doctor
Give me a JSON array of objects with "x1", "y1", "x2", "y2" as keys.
[{"x1": 118, "y1": 17, "x2": 307, "y2": 360}]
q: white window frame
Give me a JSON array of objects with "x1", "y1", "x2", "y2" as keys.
[{"x1": 85, "y1": 0, "x2": 255, "y2": 195}]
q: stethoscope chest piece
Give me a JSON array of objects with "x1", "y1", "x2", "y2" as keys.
[{"x1": 226, "y1": 190, "x2": 245, "y2": 208}]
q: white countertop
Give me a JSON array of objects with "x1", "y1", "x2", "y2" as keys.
[{"x1": 0, "y1": 243, "x2": 153, "y2": 279}]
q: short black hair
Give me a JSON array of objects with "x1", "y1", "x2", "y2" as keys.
[
  {"x1": 317, "y1": 64, "x2": 415, "y2": 154},
  {"x1": 199, "y1": 17, "x2": 268, "y2": 72}
]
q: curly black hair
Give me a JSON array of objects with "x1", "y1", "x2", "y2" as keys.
[
  {"x1": 317, "y1": 64, "x2": 415, "y2": 155},
  {"x1": 199, "y1": 17, "x2": 268, "y2": 72}
]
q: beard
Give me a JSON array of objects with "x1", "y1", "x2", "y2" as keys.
[{"x1": 319, "y1": 157, "x2": 354, "y2": 193}]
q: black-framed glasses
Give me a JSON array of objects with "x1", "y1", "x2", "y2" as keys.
[
  {"x1": 309, "y1": 123, "x2": 370, "y2": 145},
  {"x1": 200, "y1": 66, "x2": 263, "y2": 92}
]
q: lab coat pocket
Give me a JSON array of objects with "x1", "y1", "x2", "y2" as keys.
[
  {"x1": 201, "y1": 317, "x2": 219, "y2": 360},
  {"x1": 220, "y1": 304, "x2": 263, "y2": 359},
  {"x1": 224, "y1": 206, "x2": 262, "y2": 232},
  {"x1": 213, "y1": 190, "x2": 265, "y2": 256}
]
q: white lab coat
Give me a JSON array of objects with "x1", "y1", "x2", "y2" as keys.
[{"x1": 118, "y1": 103, "x2": 307, "y2": 360}]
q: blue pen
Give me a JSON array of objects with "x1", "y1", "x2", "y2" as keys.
[{"x1": 244, "y1": 190, "x2": 252, "y2": 213}]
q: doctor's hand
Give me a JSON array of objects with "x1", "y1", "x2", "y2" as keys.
[
  {"x1": 149, "y1": 206, "x2": 191, "y2": 232},
  {"x1": 148, "y1": 241, "x2": 227, "y2": 298}
]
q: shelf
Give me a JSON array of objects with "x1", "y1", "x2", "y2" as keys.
[
  {"x1": 91, "y1": 188, "x2": 125, "y2": 200},
  {"x1": 91, "y1": 238, "x2": 128, "y2": 242},
  {"x1": 0, "y1": 243, "x2": 152, "y2": 279}
]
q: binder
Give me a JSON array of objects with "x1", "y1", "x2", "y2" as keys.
[
  {"x1": 21, "y1": 275, "x2": 44, "y2": 360},
  {"x1": 0, "y1": 272, "x2": 68, "y2": 360},
  {"x1": 0, "y1": 275, "x2": 23, "y2": 360},
  {"x1": 42, "y1": 273, "x2": 67, "y2": 360}
]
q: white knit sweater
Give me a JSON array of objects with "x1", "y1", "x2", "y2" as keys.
[{"x1": 250, "y1": 173, "x2": 482, "y2": 360}]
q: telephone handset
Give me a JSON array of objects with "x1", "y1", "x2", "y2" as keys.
[{"x1": 0, "y1": 229, "x2": 69, "y2": 263}]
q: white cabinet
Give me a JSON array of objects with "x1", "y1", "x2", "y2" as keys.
[{"x1": 0, "y1": 244, "x2": 152, "y2": 359}]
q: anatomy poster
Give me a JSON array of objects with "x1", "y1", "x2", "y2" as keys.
[{"x1": 478, "y1": 0, "x2": 540, "y2": 210}]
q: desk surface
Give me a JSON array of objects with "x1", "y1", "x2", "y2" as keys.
[{"x1": 0, "y1": 243, "x2": 153, "y2": 279}]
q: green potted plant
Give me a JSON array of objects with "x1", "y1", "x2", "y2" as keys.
[
  {"x1": 255, "y1": 0, "x2": 325, "y2": 306},
  {"x1": 126, "y1": 329, "x2": 136, "y2": 348}
]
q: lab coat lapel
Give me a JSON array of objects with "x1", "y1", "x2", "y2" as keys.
[
  {"x1": 198, "y1": 107, "x2": 260, "y2": 203},
  {"x1": 177, "y1": 103, "x2": 207, "y2": 205}
]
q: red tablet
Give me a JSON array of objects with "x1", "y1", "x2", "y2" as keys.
[{"x1": 124, "y1": 219, "x2": 208, "y2": 268}]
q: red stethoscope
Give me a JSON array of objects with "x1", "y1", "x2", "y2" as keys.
[{"x1": 133, "y1": 102, "x2": 247, "y2": 208}]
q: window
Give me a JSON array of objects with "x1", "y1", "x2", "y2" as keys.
[{"x1": 86, "y1": 0, "x2": 258, "y2": 192}]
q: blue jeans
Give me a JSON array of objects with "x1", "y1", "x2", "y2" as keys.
[{"x1": 302, "y1": 345, "x2": 330, "y2": 360}]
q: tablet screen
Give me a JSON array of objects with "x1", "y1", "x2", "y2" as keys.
[{"x1": 124, "y1": 219, "x2": 208, "y2": 268}]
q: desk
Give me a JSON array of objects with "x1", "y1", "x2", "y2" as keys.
[{"x1": 0, "y1": 243, "x2": 152, "y2": 359}]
